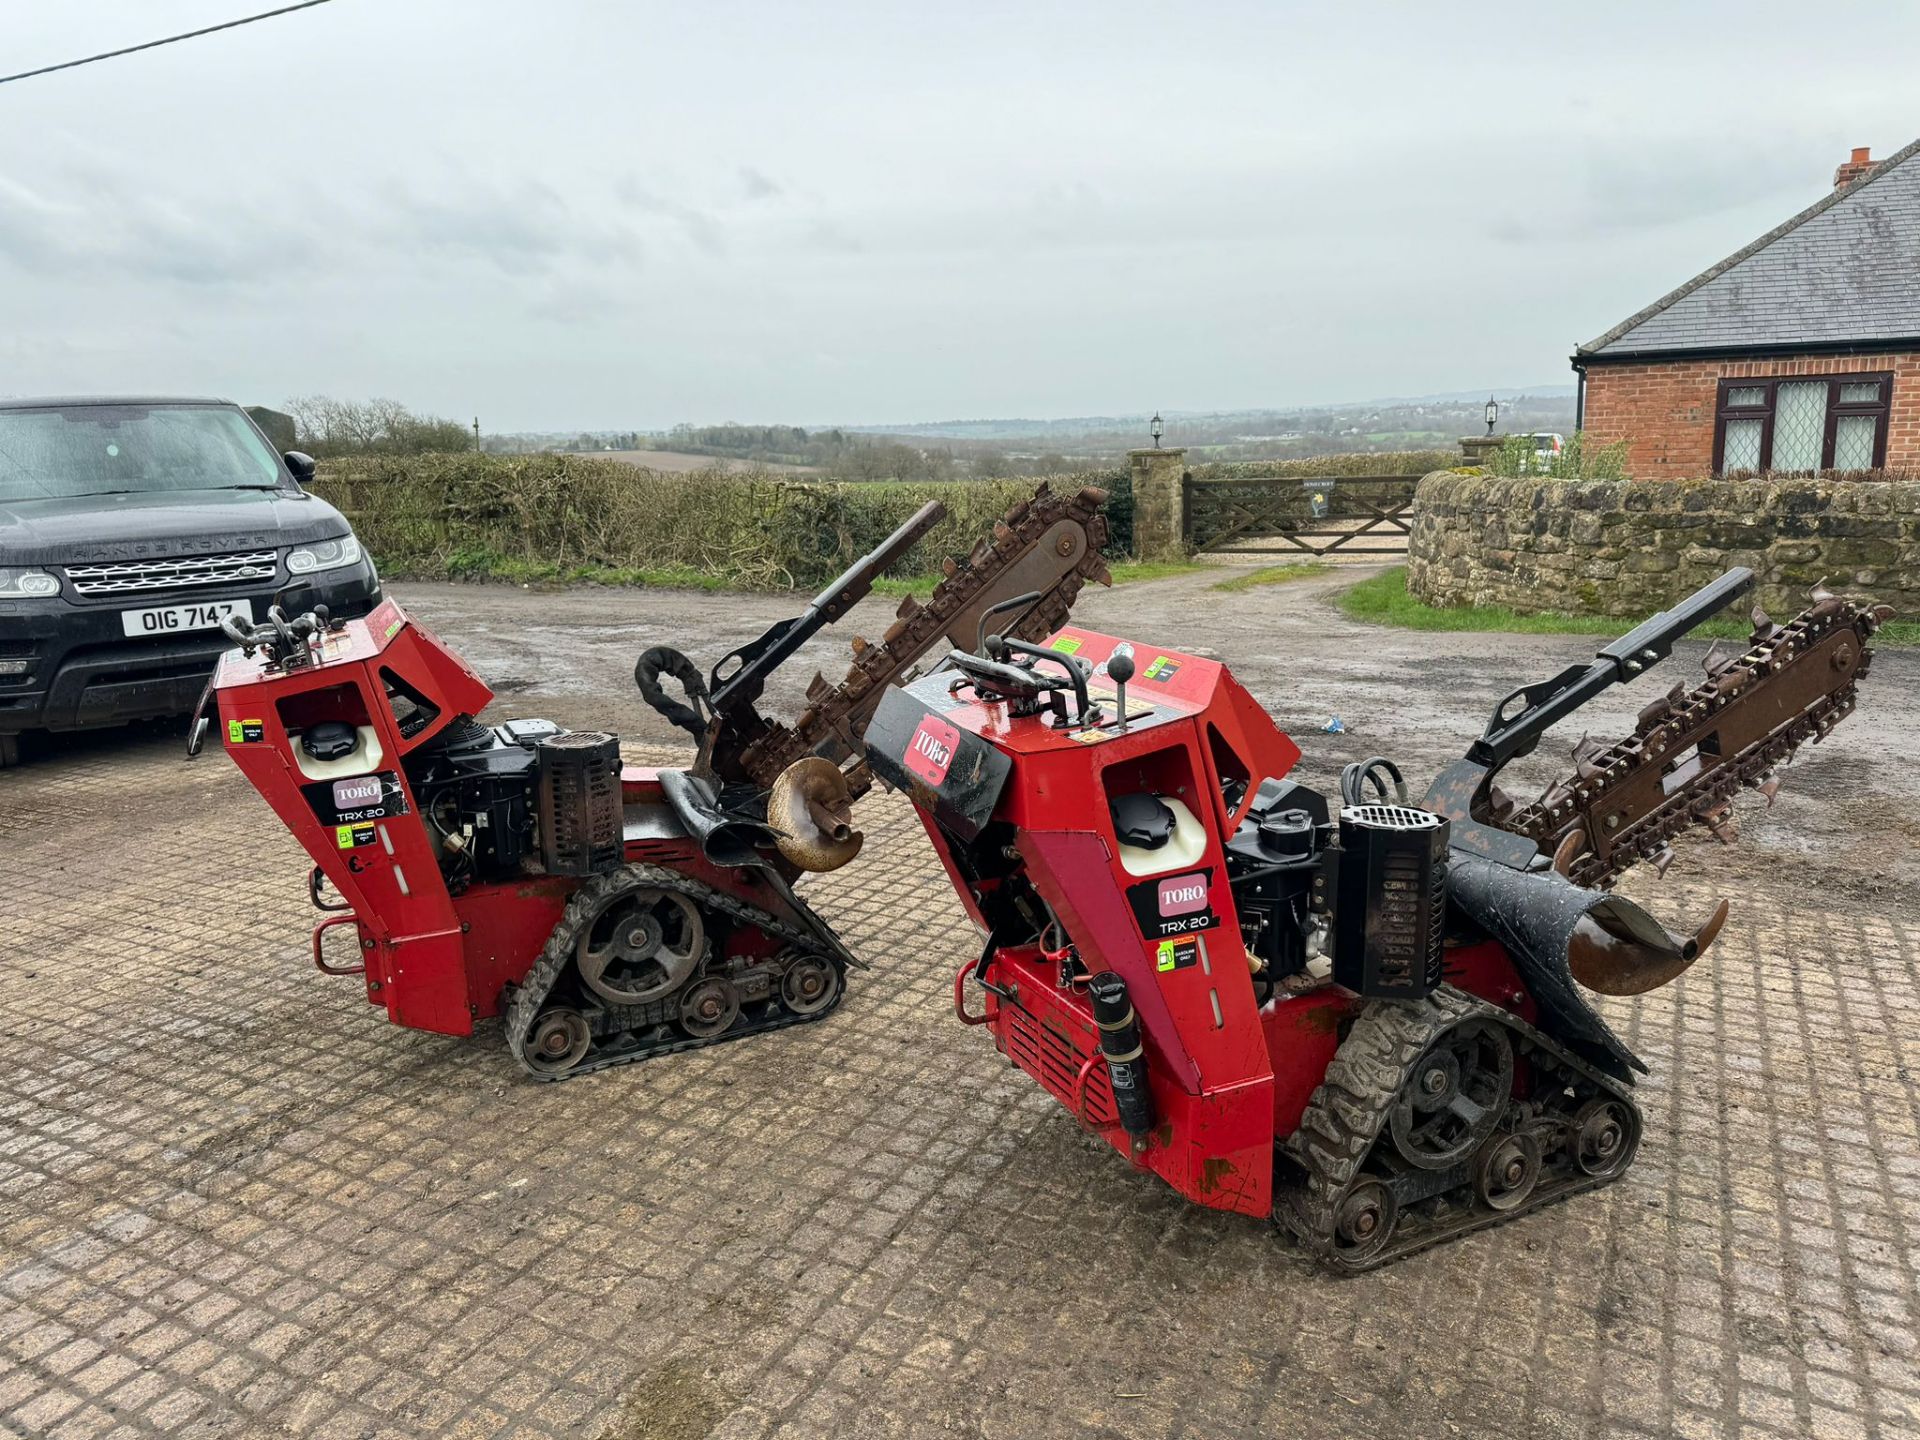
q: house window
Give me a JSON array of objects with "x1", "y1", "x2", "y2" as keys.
[{"x1": 1714, "y1": 372, "x2": 1892, "y2": 475}]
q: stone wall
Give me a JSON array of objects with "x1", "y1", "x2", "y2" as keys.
[{"x1": 1407, "y1": 471, "x2": 1920, "y2": 617}]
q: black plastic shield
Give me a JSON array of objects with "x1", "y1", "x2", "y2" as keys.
[
  {"x1": 865, "y1": 681, "x2": 1011, "y2": 839},
  {"x1": 1447, "y1": 856, "x2": 1658, "y2": 1080}
]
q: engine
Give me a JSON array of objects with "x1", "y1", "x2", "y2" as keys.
[
  {"x1": 1222, "y1": 772, "x2": 1450, "y2": 1003},
  {"x1": 402, "y1": 716, "x2": 622, "y2": 889}
]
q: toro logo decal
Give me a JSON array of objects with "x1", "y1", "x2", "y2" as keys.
[
  {"x1": 1126, "y1": 865, "x2": 1221, "y2": 940},
  {"x1": 332, "y1": 775, "x2": 383, "y2": 810},
  {"x1": 1157, "y1": 872, "x2": 1210, "y2": 917},
  {"x1": 299, "y1": 769, "x2": 408, "y2": 827},
  {"x1": 904, "y1": 714, "x2": 961, "y2": 786}
]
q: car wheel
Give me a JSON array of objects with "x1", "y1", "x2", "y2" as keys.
[{"x1": 0, "y1": 733, "x2": 19, "y2": 769}]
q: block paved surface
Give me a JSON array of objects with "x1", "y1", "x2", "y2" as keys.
[{"x1": 3, "y1": 565, "x2": 1919, "y2": 1440}]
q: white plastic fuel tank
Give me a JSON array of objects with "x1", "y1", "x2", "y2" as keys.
[
  {"x1": 1116, "y1": 795, "x2": 1208, "y2": 877},
  {"x1": 291, "y1": 725, "x2": 386, "y2": 782}
]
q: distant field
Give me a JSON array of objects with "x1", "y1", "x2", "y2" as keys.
[{"x1": 597, "y1": 449, "x2": 817, "y2": 475}]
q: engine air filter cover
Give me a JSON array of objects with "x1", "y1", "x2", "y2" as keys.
[
  {"x1": 537, "y1": 731, "x2": 623, "y2": 876},
  {"x1": 1334, "y1": 803, "x2": 1449, "y2": 1000}
]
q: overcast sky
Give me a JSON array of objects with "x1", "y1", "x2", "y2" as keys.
[{"x1": 1, "y1": 2, "x2": 1915, "y2": 431}]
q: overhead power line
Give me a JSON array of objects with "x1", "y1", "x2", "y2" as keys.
[{"x1": 0, "y1": 0, "x2": 336, "y2": 88}]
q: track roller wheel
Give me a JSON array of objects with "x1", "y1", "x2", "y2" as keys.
[
  {"x1": 576, "y1": 885, "x2": 706, "y2": 1006},
  {"x1": 523, "y1": 1009, "x2": 592, "y2": 1077},
  {"x1": 1387, "y1": 1016, "x2": 1512, "y2": 1169},
  {"x1": 779, "y1": 955, "x2": 840, "y2": 1016},
  {"x1": 1572, "y1": 1098, "x2": 1637, "y2": 1179},
  {"x1": 1331, "y1": 1177, "x2": 1398, "y2": 1268},
  {"x1": 1473, "y1": 1131, "x2": 1543, "y2": 1212},
  {"x1": 679, "y1": 976, "x2": 740, "y2": 1039}
]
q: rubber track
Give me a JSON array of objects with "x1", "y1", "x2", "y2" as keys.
[
  {"x1": 1276, "y1": 984, "x2": 1640, "y2": 1271},
  {"x1": 503, "y1": 863, "x2": 842, "y2": 1082}
]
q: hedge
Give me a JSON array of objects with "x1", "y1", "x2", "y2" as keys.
[
  {"x1": 1189, "y1": 450, "x2": 1456, "y2": 481},
  {"x1": 311, "y1": 453, "x2": 1131, "y2": 588}
]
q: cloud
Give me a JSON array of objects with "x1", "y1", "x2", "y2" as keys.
[
  {"x1": 373, "y1": 174, "x2": 650, "y2": 275},
  {"x1": 612, "y1": 175, "x2": 726, "y2": 257},
  {"x1": 0, "y1": 1, "x2": 1914, "y2": 426},
  {"x1": 1483, "y1": 136, "x2": 1836, "y2": 245},
  {"x1": 739, "y1": 166, "x2": 781, "y2": 201},
  {"x1": 0, "y1": 166, "x2": 320, "y2": 286}
]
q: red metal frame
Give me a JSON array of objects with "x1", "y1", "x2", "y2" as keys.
[
  {"x1": 916, "y1": 625, "x2": 1542, "y2": 1220},
  {"x1": 311, "y1": 913, "x2": 366, "y2": 976},
  {"x1": 214, "y1": 601, "x2": 817, "y2": 1041}
]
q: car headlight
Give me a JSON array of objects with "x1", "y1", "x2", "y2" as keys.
[
  {"x1": 0, "y1": 567, "x2": 59, "y2": 598},
  {"x1": 286, "y1": 535, "x2": 363, "y2": 575}
]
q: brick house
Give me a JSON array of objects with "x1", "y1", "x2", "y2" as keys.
[{"x1": 1574, "y1": 140, "x2": 1920, "y2": 477}]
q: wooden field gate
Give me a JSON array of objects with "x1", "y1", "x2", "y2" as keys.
[{"x1": 1182, "y1": 472, "x2": 1424, "y2": 556}]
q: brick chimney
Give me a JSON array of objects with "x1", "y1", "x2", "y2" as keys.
[{"x1": 1834, "y1": 146, "x2": 1875, "y2": 190}]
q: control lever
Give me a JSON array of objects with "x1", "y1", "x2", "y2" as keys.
[
  {"x1": 975, "y1": 591, "x2": 1043, "y2": 658},
  {"x1": 1107, "y1": 644, "x2": 1136, "y2": 732}
]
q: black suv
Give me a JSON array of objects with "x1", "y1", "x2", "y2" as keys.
[{"x1": 0, "y1": 397, "x2": 380, "y2": 766}]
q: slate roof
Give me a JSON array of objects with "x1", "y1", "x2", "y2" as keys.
[{"x1": 1579, "y1": 138, "x2": 1920, "y2": 358}]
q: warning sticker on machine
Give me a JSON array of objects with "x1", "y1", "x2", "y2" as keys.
[
  {"x1": 335, "y1": 823, "x2": 377, "y2": 850},
  {"x1": 1155, "y1": 935, "x2": 1200, "y2": 972},
  {"x1": 227, "y1": 718, "x2": 265, "y2": 744},
  {"x1": 1050, "y1": 635, "x2": 1083, "y2": 654},
  {"x1": 1143, "y1": 656, "x2": 1181, "y2": 683}
]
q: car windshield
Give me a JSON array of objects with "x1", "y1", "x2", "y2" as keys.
[{"x1": 0, "y1": 405, "x2": 286, "y2": 502}]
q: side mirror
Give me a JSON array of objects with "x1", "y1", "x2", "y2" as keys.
[{"x1": 283, "y1": 450, "x2": 317, "y2": 485}]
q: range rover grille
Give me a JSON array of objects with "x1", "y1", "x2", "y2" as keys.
[{"x1": 62, "y1": 550, "x2": 278, "y2": 597}]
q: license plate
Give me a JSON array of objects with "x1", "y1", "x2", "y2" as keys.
[{"x1": 120, "y1": 598, "x2": 253, "y2": 638}]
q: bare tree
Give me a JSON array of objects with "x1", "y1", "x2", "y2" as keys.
[{"x1": 285, "y1": 396, "x2": 474, "y2": 457}]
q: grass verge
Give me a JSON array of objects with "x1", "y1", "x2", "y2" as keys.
[
  {"x1": 438, "y1": 553, "x2": 1211, "y2": 597},
  {"x1": 871, "y1": 558, "x2": 1211, "y2": 598},
  {"x1": 1339, "y1": 568, "x2": 1920, "y2": 645},
  {"x1": 1211, "y1": 562, "x2": 1329, "y2": 593},
  {"x1": 449, "y1": 556, "x2": 736, "y2": 591}
]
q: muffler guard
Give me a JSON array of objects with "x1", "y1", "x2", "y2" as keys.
[
  {"x1": 658, "y1": 768, "x2": 778, "y2": 869},
  {"x1": 1448, "y1": 857, "x2": 1722, "y2": 1081}
]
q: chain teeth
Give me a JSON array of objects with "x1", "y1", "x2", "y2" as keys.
[
  {"x1": 1503, "y1": 597, "x2": 1882, "y2": 889},
  {"x1": 737, "y1": 482, "x2": 1109, "y2": 792}
]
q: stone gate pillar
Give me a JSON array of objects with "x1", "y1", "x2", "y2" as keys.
[
  {"x1": 1128, "y1": 447, "x2": 1189, "y2": 560},
  {"x1": 1458, "y1": 435, "x2": 1501, "y2": 469}
]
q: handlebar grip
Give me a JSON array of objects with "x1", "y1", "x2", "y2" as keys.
[
  {"x1": 635, "y1": 646, "x2": 712, "y2": 738},
  {"x1": 1002, "y1": 640, "x2": 1092, "y2": 721}
]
